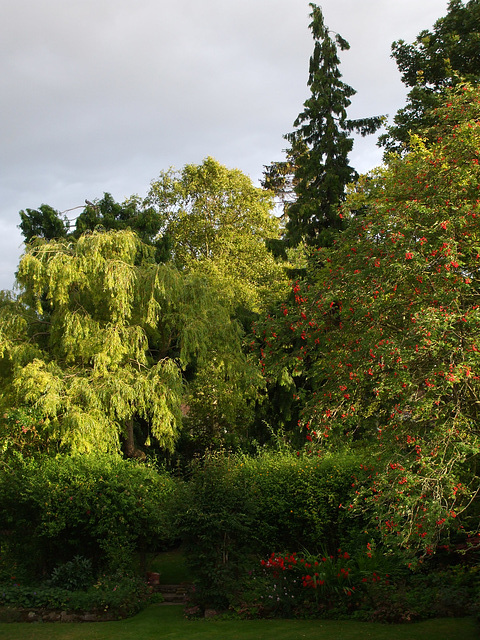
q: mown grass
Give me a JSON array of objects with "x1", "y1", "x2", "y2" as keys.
[
  {"x1": 0, "y1": 605, "x2": 477, "y2": 640},
  {"x1": 145, "y1": 546, "x2": 192, "y2": 584}
]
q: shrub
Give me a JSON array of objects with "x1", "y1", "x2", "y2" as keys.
[
  {"x1": 240, "y1": 449, "x2": 366, "y2": 553},
  {"x1": 236, "y1": 548, "x2": 479, "y2": 621},
  {"x1": 49, "y1": 556, "x2": 94, "y2": 591},
  {"x1": 0, "y1": 453, "x2": 177, "y2": 580},
  {"x1": 0, "y1": 569, "x2": 152, "y2": 617},
  {"x1": 178, "y1": 453, "x2": 260, "y2": 609},
  {"x1": 179, "y1": 449, "x2": 364, "y2": 609}
]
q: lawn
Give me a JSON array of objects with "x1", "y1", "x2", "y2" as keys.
[
  {"x1": 143, "y1": 546, "x2": 193, "y2": 584},
  {"x1": 0, "y1": 605, "x2": 477, "y2": 640}
]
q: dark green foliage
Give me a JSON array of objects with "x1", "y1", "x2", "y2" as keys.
[
  {"x1": 74, "y1": 193, "x2": 168, "y2": 261},
  {"x1": 178, "y1": 453, "x2": 259, "y2": 609},
  {"x1": 179, "y1": 450, "x2": 363, "y2": 609},
  {"x1": 18, "y1": 204, "x2": 68, "y2": 243},
  {"x1": 235, "y1": 552, "x2": 479, "y2": 621},
  {"x1": 0, "y1": 454, "x2": 177, "y2": 580},
  {"x1": 380, "y1": 0, "x2": 480, "y2": 153},
  {"x1": 269, "y1": 4, "x2": 382, "y2": 248},
  {"x1": 0, "y1": 569, "x2": 152, "y2": 617},
  {"x1": 18, "y1": 193, "x2": 168, "y2": 260},
  {"x1": 49, "y1": 556, "x2": 94, "y2": 591}
]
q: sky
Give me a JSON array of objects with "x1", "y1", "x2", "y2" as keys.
[{"x1": 1, "y1": 0, "x2": 449, "y2": 292}]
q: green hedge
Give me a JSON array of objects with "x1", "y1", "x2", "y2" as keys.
[
  {"x1": 0, "y1": 454, "x2": 177, "y2": 580},
  {"x1": 179, "y1": 450, "x2": 366, "y2": 608}
]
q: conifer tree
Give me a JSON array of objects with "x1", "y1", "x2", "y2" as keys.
[{"x1": 266, "y1": 4, "x2": 383, "y2": 248}]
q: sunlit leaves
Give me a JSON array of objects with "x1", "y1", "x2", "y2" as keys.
[
  {"x1": 0, "y1": 230, "x2": 244, "y2": 454},
  {"x1": 148, "y1": 157, "x2": 287, "y2": 312},
  {"x1": 259, "y1": 85, "x2": 480, "y2": 550}
]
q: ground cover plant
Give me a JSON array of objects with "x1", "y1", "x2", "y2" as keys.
[{"x1": 0, "y1": 570, "x2": 153, "y2": 620}]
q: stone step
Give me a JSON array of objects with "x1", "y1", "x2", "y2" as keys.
[{"x1": 153, "y1": 583, "x2": 193, "y2": 605}]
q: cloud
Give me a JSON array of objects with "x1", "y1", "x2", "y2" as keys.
[{"x1": 0, "y1": 0, "x2": 449, "y2": 290}]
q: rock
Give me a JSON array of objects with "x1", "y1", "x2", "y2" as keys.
[
  {"x1": 81, "y1": 612, "x2": 98, "y2": 622},
  {"x1": 60, "y1": 611, "x2": 77, "y2": 622},
  {"x1": 43, "y1": 612, "x2": 60, "y2": 622}
]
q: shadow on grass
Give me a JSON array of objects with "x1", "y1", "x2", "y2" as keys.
[{"x1": 145, "y1": 547, "x2": 193, "y2": 585}]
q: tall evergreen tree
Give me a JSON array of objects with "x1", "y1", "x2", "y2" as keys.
[{"x1": 266, "y1": 4, "x2": 383, "y2": 248}]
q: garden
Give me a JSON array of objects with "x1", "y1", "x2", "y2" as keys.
[{"x1": 0, "y1": 2, "x2": 479, "y2": 637}]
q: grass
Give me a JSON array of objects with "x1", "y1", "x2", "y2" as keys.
[
  {"x1": 0, "y1": 605, "x2": 477, "y2": 640},
  {"x1": 145, "y1": 546, "x2": 192, "y2": 584}
]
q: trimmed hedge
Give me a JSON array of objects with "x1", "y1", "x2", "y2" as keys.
[
  {"x1": 179, "y1": 450, "x2": 366, "y2": 608},
  {"x1": 0, "y1": 454, "x2": 177, "y2": 581}
]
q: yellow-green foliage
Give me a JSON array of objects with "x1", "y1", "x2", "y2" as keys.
[
  {"x1": 148, "y1": 157, "x2": 289, "y2": 312},
  {"x1": 0, "y1": 230, "x2": 242, "y2": 454}
]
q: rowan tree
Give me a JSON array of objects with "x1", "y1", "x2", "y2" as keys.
[{"x1": 259, "y1": 85, "x2": 480, "y2": 551}]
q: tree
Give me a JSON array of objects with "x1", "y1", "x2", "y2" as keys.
[
  {"x1": 19, "y1": 204, "x2": 68, "y2": 243},
  {"x1": 13, "y1": 160, "x2": 279, "y2": 457},
  {"x1": 148, "y1": 157, "x2": 288, "y2": 313},
  {"x1": 259, "y1": 85, "x2": 480, "y2": 552},
  {"x1": 74, "y1": 193, "x2": 170, "y2": 260},
  {"x1": 264, "y1": 4, "x2": 383, "y2": 249},
  {"x1": 18, "y1": 194, "x2": 170, "y2": 262},
  {"x1": 146, "y1": 158, "x2": 288, "y2": 453},
  {"x1": 0, "y1": 230, "x2": 243, "y2": 457},
  {"x1": 379, "y1": 0, "x2": 480, "y2": 153}
]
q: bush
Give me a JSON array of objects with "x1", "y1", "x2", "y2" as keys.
[
  {"x1": 232, "y1": 549, "x2": 479, "y2": 621},
  {"x1": 0, "y1": 569, "x2": 152, "y2": 617},
  {"x1": 0, "y1": 453, "x2": 178, "y2": 580},
  {"x1": 49, "y1": 556, "x2": 94, "y2": 591},
  {"x1": 179, "y1": 449, "x2": 365, "y2": 609},
  {"x1": 178, "y1": 453, "x2": 260, "y2": 609},
  {"x1": 240, "y1": 449, "x2": 366, "y2": 553}
]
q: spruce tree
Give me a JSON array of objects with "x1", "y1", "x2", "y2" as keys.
[{"x1": 273, "y1": 4, "x2": 383, "y2": 248}]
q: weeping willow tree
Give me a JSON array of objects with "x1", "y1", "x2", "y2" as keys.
[{"x1": 0, "y1": 230, "x2": 243, "y2": 456}]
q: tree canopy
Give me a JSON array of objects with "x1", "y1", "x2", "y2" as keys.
[
  {"x1": 19, "y1": 204, "x2": 69, "y2": 243},
  {"x1": 0, "y1": 230, "x2": 243, "y2": 456},
  {"x1": 264, "y1": 3, "x2": 383, "y2": 249},
  {"x1": 379, "y1": 0, "x2": 480, "y2": 153},
  {"x1": 148, "y1": 156, "x2": 288, "y2": 313},
  {"x1": 258, "y1": 85, "x2": 480, "y2": 550}
]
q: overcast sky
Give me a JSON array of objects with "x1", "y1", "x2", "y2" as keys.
[{"x1": 1, "y1": 0, "x2": 449, "y2": 291}]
